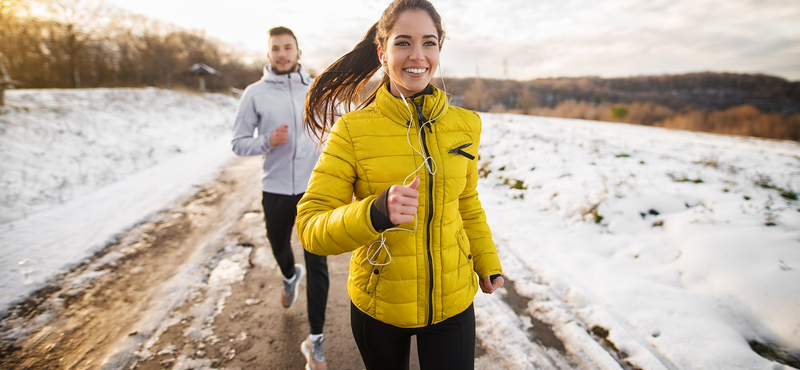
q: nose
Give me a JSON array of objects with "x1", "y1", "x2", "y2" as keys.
[{"x1": 409, "y1": 44, "x2": 425, "y2": 61}]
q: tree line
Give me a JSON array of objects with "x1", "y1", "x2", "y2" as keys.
[
  {"x1": 0, "y1": 0, "x2": 264, "y2": 91},
  {"x1": 447, "y1": 74, "x2": 800, "y2": 141}
]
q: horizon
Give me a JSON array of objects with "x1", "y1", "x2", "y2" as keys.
[
  {"x1": 431, "y1": 70, "x2": 799, "y2": 82},
  {"x1": 101, "y1": 0, "x2": 800, "y2": 82}
]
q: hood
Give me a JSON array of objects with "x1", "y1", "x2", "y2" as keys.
[{"x1": 261, "y1": 64, "x2": 312, "y2": 86}]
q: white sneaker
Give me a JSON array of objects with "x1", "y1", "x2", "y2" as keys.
[
  {"x1": 281, "y1": 264, "x2": 305, "y2": 308},
  {"x1": 301, "y1": 335, "x2": 327, "y2": 370}
]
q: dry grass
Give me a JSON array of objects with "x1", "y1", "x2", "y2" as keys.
[{"x1": 495, "y1": 100, "x2": 800, "y2": 142}]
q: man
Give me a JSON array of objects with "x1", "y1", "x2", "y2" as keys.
[{"x1": 231, "y1": 26, "x2": 328, "y2": 370}]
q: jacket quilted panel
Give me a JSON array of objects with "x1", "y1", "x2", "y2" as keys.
[{"x1": 297, "y1": 84, "x2": 502, "y2": 328}]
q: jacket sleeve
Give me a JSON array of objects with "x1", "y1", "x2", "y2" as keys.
[
  {"x1": 296, "y1": 118, "x2": 381, "y2": 255},
  {"x1": 460, "y1": 113, "x2": 503, "y2": 278},
  {"x1": 231, "y1": 90, "x2": 272, "y2": 156}
]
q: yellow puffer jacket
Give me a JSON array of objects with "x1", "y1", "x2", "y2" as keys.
[{"x1": 296, "y1": 83, "x2": 502, "y2": 328}]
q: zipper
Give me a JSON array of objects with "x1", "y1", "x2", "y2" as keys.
[
  {"x1": 288, "y1": 74, "x2": 296, "y2": 193},
  {"x1": 449, "y1": 143, "x2": 475, "y2": 160},
  {"x1": 414, "y1": 98, "x2": 435, "y2": 326}
]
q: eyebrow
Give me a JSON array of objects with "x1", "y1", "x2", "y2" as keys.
[{"x1": 394, "y1": 34, "x2": 438, "y2": 40}]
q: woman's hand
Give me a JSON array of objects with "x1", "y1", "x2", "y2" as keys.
[
  {"x1": 386, "y1": 176, "x2": 420, "y2": 225},
  {"x1": 479, "y1": 275, "x2": 504, "y2": 294}
]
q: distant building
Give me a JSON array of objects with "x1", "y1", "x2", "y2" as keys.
[{"x1": 185, "y1": 63, "x2": 221, "y2": 92}]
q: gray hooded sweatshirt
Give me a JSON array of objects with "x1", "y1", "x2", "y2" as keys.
[{"x1": 231, "y1": 65, "x2": 320, "y2": 195}]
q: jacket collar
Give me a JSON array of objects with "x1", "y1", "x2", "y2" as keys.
[
  {"x1": 375, "y1": 83, "x2": 449, "y2": 127},
  {"x1": 261, "y1": 64, "x2": 311, "y2": 86}
]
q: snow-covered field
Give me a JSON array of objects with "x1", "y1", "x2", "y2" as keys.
[
  {"x1": 0, "y1": 88, "x2": 798, "y2": 369},
  {"x1": 475, "y1": 115, "x2": 800, "y2": 369},
  {"x1": 0, "y1": 88, "x2": 238, "y2": 310}
]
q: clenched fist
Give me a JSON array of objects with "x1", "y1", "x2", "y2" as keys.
[
  {"x1": 269, "y1": 124, "x2": 289, "y2": 147},
  {"x1": 386, "y1": 176, "x2": 420, "y2": 225}
]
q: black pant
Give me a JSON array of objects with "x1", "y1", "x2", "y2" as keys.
[
  {"x1": 262, "y1": 191, "x2": 329, "y2": 334},
  {"x1": 351, "y1": 302, "x2": 476, "y2": 370}
]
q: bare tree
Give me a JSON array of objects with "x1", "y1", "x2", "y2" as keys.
[
  {"x1": 0, "y1": 0, "x2": 272, "y2": 91},
  {"x1": 0, "y1": 0, "x2": 33, "y2": 87},
  {"x1": 40, "y1": 0, "x2": 108, "y2": 88},
  {"x1": 463, "y1": 78, "x2": 485, "y2": 111},
  {"x1": 0, "y1": 0, "x2": 27, "y2": 30}
]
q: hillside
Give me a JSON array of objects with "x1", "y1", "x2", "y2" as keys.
[
  {"x1": 444, "y1": 72, "x2": 800, "y2": 141},
  {"x1": 446, "y1": 72, "x2": 800, "y2": 114}
]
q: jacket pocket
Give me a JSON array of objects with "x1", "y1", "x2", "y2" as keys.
[
  {"x1": 448, "y1": 142, "x2": 475, "y2": 160},
  {"x1": 446, "y1": 142, "x2": 475, "y2": 185},
  {"x1": 455, "y1": 229, "x2": 474, "y2": 271},
  {"x1": 366, "y1": 265, "x2": 384, "y2": 295}
]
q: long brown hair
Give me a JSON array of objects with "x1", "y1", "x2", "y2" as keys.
[{"x1": 303, "y1": 0, "x2": 445, "y2": 142}]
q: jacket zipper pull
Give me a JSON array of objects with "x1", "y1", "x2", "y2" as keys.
[
  {"x1": 415, "y1": 100, "x2": 432, "y2": 133},
  {"x1": 448, "y1": 143, "x2": 475, "y2": 160}
]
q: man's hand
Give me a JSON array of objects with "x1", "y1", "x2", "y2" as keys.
[
  {"x1": 386, "y1": 176, "x2": 420, "y2": 225},
  {"x1": 269, "y1": 124, "x2": 289, "y2": 147}
]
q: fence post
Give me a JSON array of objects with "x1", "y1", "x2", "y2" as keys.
[{"x1": 0, "y1": 52, "x2": 18, "y2": 106}]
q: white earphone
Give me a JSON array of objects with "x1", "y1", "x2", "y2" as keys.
[{"x1": 367, "y1": 57, "x2": 451, "y2": 267}]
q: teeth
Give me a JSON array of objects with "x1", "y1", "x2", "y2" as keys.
[{"x1": 405, "y1": 68, "x2": 426, "y2": 74}]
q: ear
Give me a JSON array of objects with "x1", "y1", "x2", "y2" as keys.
[
  {"x1": 377, "y1": 47, "x2": 385, "y2": 65},
  {"x1": 298, "y1": 49, "x2": 302, "y2": 60}
]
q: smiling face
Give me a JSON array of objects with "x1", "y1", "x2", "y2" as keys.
[
  {"x1": 378, "y1": 10, "x2": 440, "y2": 98},
  {"x1": 268, "y1": 33, "x2": 301, "y2": 75}
]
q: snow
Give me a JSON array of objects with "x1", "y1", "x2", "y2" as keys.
[
  {"x1": 1, "y1": 88, "x2": 799, "y2": 369},
  {"x1": 0, "y1": 88, "x2": 238, "y2": 311},
  {"x1": 475, "y1": 114, "x2": 800, "y2": 369}
]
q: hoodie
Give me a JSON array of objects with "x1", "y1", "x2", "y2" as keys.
[{"x1": 231, "y1": 64, "x2": 319, "y2": 195}]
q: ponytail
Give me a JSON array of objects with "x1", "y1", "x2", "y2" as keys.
[
  {"x1": 304, "y1": 23, "x2": 387, "y2": 143},
  {"x1": 304, "y1": 0, "x2": 446, "y2": 143}
]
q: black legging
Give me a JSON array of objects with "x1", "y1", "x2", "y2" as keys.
[
  {"x1": 262, "y1": 191, "x2": 329, "y2": 334},
  {"x1": 351, "y1": 302, "x2": 475, "y2": 370}
]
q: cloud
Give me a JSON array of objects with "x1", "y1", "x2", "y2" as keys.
[
  {"x1": 429, "y1": 0, "x2": 800, "y2": 79},
  {"x1": 106, "y1": 0, "x2": 800, "y2": 80}
]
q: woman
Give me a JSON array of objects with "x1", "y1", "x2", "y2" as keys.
[{"x1": 297, "y1": 0, "x2": 503, "y2": 369}]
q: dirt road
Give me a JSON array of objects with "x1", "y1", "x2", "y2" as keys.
[
  {"x1": 0, "y1": 156, "x2": 603, "y2": 370},
  {"x1": 0, "y1": 156, "x2": 406, "y2": 370}
]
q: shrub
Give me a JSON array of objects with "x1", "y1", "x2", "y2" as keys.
[{"x1": 611, "y1": 105, "x2": 628, "y2": 120}]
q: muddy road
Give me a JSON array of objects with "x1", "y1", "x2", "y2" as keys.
[
  {"x1": 0, "y1": 156, "x2": 397, "y2": 370},
  {"x1": 0, "y1": 156, "x2": 617, "y2": 370}
]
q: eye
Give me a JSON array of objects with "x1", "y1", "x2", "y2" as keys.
[
  {"x1": 424, "y1": 41, "x2": 438, "y2": 47},
  {"x1": 395, "y1": 41, "x2": 410, "y2": 46}
]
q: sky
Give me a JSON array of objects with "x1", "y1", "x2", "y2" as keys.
[
  {"x1": 101, "y1": 0, "x2": 800, "y2": 81},
  {"x1": 1, "y1": 88, "x2": 799, "y2": 369}
]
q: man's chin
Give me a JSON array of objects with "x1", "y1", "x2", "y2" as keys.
[{"x1": 272, "y1": 64, "x2": 297, "y2": 75}]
